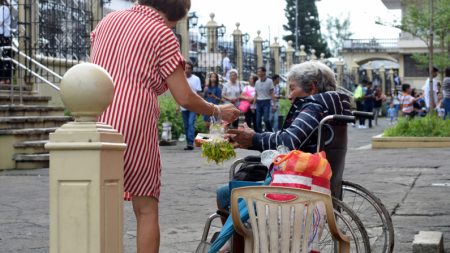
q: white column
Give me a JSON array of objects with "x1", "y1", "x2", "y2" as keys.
[
  {"x1": 270, "y1": 37, "x2": 281, "y2": 74},
  {"x1": 379, "y1": 65, "x2": 386, "y2": 95},
  {"x1": 46, "y1": 63, "x2": 126, "y2": 253},
  {"x1": 232, "y1": 23, "x2": 243, "y2": 80}
]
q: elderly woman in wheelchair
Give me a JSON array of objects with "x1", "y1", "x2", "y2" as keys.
[{"x1": 208, "y1": 61, "x2": 352, "y2": 253}]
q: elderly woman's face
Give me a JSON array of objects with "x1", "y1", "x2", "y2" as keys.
[
  {"x1": 288, "y1": 80, "x2": 310, "y2": 102},
  {"x1": 230, "y1": 72, "x2": 238, "y2": 82}
]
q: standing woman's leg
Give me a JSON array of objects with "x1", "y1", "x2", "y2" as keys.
[{"x1": 132, "y1": 196, "x2": 160, "y2": 253}]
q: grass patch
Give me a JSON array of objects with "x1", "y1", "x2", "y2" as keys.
[{"x1": 383, "y1": 115, "x2": 450, "y2": 137}]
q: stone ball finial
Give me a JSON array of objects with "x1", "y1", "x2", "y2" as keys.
[
  {"x1": 60, "y1": 63, "x2": 114, "y2": 122},
  {"x1": 288, "y1": 40, "x2": 293, "y2": 46},
  {"x1": 320, "y1": 53, "x2": 325, "y2": 58},
  {"x1": 236, "y1": 22, "x2": 240, "y2": 29},
  {"x1": 300, "y1": 45, "x2": 305, "y2": 51},
  {"x1": 274, "y1": 37, "x2": 278, "y2": 43},
  {"x1": 257, "y1": 30, "x2": 261, "y2": 36},
  {"x1": 210, "y1": 13, "x2": 215, "y2": 20}
]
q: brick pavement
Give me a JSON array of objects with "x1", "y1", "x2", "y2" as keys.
[{"x1": 0, "y1": 117, "x2": 449, "y2": 252}]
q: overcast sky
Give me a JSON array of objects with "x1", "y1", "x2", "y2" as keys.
[{"x1": 107, "y1": 0, "x2": 402, "y2": 44}]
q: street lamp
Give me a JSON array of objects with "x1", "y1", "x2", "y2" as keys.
[
  {"x1": 199, "y1": 25, "x2": 207, "y2": 37},
  {"x1": 188, "y1": 12, "x2": 198, "y2": 28},
  {"x1": 243, "y1": 33, "x2": 250, "y2": 44},
  {"x1": 218, "y1": 24, "x2": 226, "y2": 37}
]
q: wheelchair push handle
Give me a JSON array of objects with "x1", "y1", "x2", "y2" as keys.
[
  {"x1": 331, "y1": 115, "x2": 356, "y2": 123},
  {"x1": 317, "y1": 114, "x2": 355, "y2": 153},
  {"x1": 352, "y1": 111, "x2": 374, "y2": 120}
]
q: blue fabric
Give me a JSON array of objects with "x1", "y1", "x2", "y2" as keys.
[
  {"x1": 443, "y1": 98, "x2": 450, "y2": 120},
  {"x1": 217, "y1": 181, "x2": 263, "y2": 211},
  {"x1": 182, "y1": 110, "x2": 196, "y2": 146},
  {"x1": 208, "y1": 177, "x2": 272, "y2": 253},
  {"x1": 255, "y1": 99, "x2": 272, "y2": 133}
]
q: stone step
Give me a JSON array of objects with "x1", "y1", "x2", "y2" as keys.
[
  {"x1": 14, "y1": 140, "x2": 48, "y2": 154},
  {"x1": 0, "y1": 127, "x2": 57, "y2": 138},
  {"x1": 0, "y1": 94, "x2": 52, "y2": 106},
  {"x1": 0, "y1": 104, "x2": 65, "y2": 117},
  {"x1": 0, "y1": 116, "x2": 72, "y2": 129},
  {"x1": 0, "y1": 84, "x2": 34, "y2": 92},
  {"x1": 13, "y1": 153, "x2": 49, "y2": 170}
]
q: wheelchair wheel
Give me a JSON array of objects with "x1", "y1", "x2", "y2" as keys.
[
  {"x1": 319, "y1": 199, "x2": 371, "y2": 253},
  {"x1": 341, "y1": 181, "x2": 395, "y2": 253}
]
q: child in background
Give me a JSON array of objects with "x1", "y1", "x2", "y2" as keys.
[{"x1": 387, "y1": 103, "x2": 396, "y2": 125}]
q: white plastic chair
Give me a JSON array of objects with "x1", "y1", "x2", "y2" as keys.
[{"x1": 230, "y1": 186, "x2": 350, "y2": 253}]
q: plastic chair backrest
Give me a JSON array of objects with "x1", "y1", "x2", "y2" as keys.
[{"x1": 230, "y1": 186, "x2": 350, "y2": 253}]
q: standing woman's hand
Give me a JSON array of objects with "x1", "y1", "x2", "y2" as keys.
[{"x1": 217, "y1": 104, "x2": 240, "y2": 123}]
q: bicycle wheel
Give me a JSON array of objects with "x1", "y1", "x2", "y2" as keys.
[
  {"x1": 341, "y1": 181, "x2": 395, "y2": 253},
  {"x1": 319, "y1": 199, "x2": 371, "y2": 253}
]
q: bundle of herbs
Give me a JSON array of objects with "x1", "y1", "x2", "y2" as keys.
[{"x1": 201, "y1": 119, "x2": 236, "y2": 164}]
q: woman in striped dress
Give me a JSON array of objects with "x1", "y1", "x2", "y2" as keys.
[{"x1": 90, "y1": 1, "x2": 240, "y2": 252}]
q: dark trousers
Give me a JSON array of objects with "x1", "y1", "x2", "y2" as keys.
[
  {"x1": 255, "y1": 99, "x2": 272, "y2": 133},
  {"x1": 356, "y1": 100, "x2": 364, "y2": 125},
  {"x1": 0, "y1": 36, "x2": 12, "y2": 83},
  {"x1": 244, "y1": 109, "x2": 256, "y2": 129}
]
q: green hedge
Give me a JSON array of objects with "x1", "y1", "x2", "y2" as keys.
[
  {"x1": 158, "y1": 95, "x2": 207, "y2": 139},
  {"x1": 383, "y1": 115, "x2": 450, "y2": 137},
  {"x1": 279, "y1": 98, "x2": 291, "y2": 117}
]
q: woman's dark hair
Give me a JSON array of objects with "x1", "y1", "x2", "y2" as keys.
[
  {"x1": 138, "y1": 0, "x2": 190, "y2": 22},
  {"x1": 251, "y1": 75, "x2": 258, "y2": 84},
  {"x1": 445, "y1": 67, "x2": 450, "y2": 77},
  {"x1": 402, "y1": 83, "x2": 410, "y2": 92},
  {"x1": 208, "y1": 72, "x2": 218, "y2": 86},
  {"x1": 0, "y1": 0, "x2": 9, "y2": 6}
]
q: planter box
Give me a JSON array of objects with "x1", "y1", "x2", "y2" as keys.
[{"x1": 372, "y1": 134, "x2": 450, "y2": 149}]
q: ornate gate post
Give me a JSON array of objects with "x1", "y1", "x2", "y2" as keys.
[
  {"x1": 46, "y1": 63, "x2": 126, "y2": 253},
  {"x1": 176, "y1": 16, "x2": 189, "y2": 58},
  {"x1": 335, "y1": 59, "x2": 344, "y2": 87},
  {"x1": 253, "y1": 30, "x2": 264, "y2": 68},
  {"x1": 286, "y1": 40, "x2": 295, "y2": 69},
  {"x1": 232, "y1": 23, "x2": 243, "y2": 80},
  {"x1": 299, "y1": 45, "x2": 307, "y2": 63},
  {"x1": 366, "y1": 61, "x2": 373, "y2": 82},
  {"x1": 270, "y1": 37, "x2": 281, "y2": 75}
]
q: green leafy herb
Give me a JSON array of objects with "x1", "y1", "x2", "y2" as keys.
[{"x1": 201, "y1": 140, "x2": 236, "y2": 165}]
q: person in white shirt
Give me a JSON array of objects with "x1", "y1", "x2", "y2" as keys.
[
  {"x1": 422, "y1": 67, "x2": 439, "y2": 110},
  {"x1": 179, "y1": 61, "x2": 202, "y2": 150},
  {"x1": 222, "y1": 51, "x2": 232, "y2": 81},
  {"x1": 0, "y1": 1, "x2": 11, "y2": 84}
]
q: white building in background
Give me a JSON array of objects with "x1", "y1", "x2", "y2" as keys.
[
  {"x1": 381, "y1": 0, "x2": 433, "y2": 88},
  {"x1": 103, "y1": 0, "x2": 134, "y2": 14}
]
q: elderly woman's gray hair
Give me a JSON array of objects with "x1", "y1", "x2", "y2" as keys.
[{"x1": 287, "y1": 61, "x2": 336, "y2": 93}]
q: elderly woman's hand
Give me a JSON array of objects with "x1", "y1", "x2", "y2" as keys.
[
  {"x1": 227, "y1": 123, "x2": 255, "y2": 149},
  {"x1": 218, "y1": 104, "x2": 240, "y2": 123}
]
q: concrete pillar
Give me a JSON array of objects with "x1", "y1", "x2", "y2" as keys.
[
  {"x1": 310, "y1": 49, "x2": 317, "y2": 61},
  {"x1": 366, "y1": 61, "x2": 373, "y2": 82},
  {"x1": 254, "y1": 30, "x2": 264, "y2": 68},
  {"x1": 379, "y1": 65, "x2": 386, "y2": 95},
  {"x1": 232, "y1": 23, "x2": 243, "y2": 80},
  {"x1": 45, "y1": 63, "x2": 126, "y2": 253},
  {"x1": 299, "y1": 45, "x2": 307, "y2": 63},
  {"x1": 335, "y1": 59, "x2": 344, "y2": 87},
  {"x1": 176, "y1": 16, "x2": 189, "y2": 59},
  {"x1": 286, "y1": 40, "x2": 295, "y2": 69},
  {"x1": 206, "y1": 13, "x2": 218, "y2": 53},
  {"x1": 270, "y1": 37, "x2": 281, "y2": 75},
  {"x1": 91, "y1": 0, "x2": 103, "y2": 31}
]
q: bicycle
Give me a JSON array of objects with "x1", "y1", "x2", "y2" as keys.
[{"x1": 196, "y1": 111, "x2": 394, "y2": 253}]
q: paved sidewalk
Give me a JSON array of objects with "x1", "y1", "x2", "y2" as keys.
[{"x1": 0, "y1": 117, "x2": 449, "y2": 252}]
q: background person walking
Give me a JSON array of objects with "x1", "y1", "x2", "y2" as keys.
[
  {"x1": 254, "y1": 66, "x2": 274, "y2": 132},
  {"x1": 179, "y1": 61, "x2": 202, "y2": 150}
]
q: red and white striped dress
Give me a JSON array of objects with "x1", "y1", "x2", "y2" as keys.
[{"x1": 90, "y1": 5, "x2": 184, "y2": 201}]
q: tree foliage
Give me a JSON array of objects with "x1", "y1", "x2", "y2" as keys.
[
  {"x1": 283, "y1": 0, "x2": 330, "y2": 57},
  {"x1": 324, "y1": 14, "x2": 353, "y2": 57},
  {"x1": 400, "y1": 0, "x2": 450, "y2": 72}
]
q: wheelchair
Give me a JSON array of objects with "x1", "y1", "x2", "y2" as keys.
[{"x1": 196, "y1": 111, "x2": 394, "y2": 253}]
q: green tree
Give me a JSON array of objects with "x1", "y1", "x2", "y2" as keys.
[
  {"x1": 324, "y1": 14, "x2": 353, "y2": 57},
  {"x1": 400, "y1": 0, "x2": 450, "y2": 74},
  {"x1": 283, "y1": 0, "x2": 330, "y2": 57}
]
